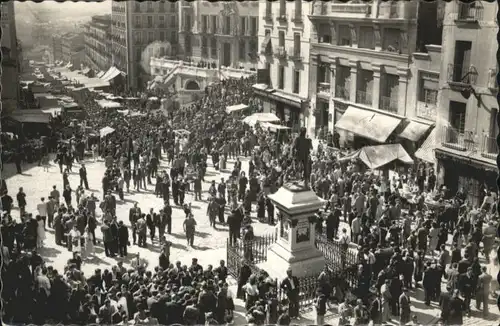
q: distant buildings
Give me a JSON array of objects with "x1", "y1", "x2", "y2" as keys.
[
  {"x1": 178, "y1": 1, "x2": 260, "y2": 70},
  {"x1": 84, "y1": 15, "x2": 113, "y2": 72},
  {"x1": 60, "y1": 33, "x2": 85, "y2": 68},
  {"x1": 111, "y1": 0, "x2": 179, "y2": 90},
  {"x1": 1, "y1": 1, "x2": 20, "y2": 115},
  {"x1": 52, "y1": 35, "x2": 63, "y2": 62}
]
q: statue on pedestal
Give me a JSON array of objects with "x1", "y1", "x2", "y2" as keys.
[{"x1": 288, "y1": 127, "x2": 312, "y2": 190}]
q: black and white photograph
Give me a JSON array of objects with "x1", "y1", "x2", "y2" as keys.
[{"x1": 1, "y1": 0, "x2": 500, "y2": 325}]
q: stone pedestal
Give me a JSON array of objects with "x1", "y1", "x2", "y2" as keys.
[{"x1": 258, "y1": 182, "x2": 326, "y2": 279}]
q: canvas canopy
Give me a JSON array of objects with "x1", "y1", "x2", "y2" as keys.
[
  {"x1": 226, "y1": 103, "x2": 248, "y2": 114},
  {"x1": 95, "y1": 99, "x2": 122, "y2": 109},
  {"x1": 243, "y1": 113, "x2": 280, "y2": 126},
  {"x1": 100, "y1": 126, "x2": 115, "y2": 137},
  {"x1": 261, "y1": 122, "x2": 291, "y2": 132},
  {"x1": 339, "y1": 144, "x2": 414, "y2": 170}
]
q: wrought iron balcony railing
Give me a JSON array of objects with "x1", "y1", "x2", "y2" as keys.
[
  {"x1": 356, "y1": 90, "x2": 372, "y2": 106},
  {"x1": 379, "y1": 96, "x2": 398, "y2": 114},
  {"x1": 335, "y1": 85, "x2": 350, "y2": 100},
  {"x1": 447, "y1": 63, "x2": 478, "y2": 86},
  {"x1": 456, "y1": 2, "x2": 483, "y2": 22}
]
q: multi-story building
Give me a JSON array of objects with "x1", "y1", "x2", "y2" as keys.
[
  {"x1": 253, "y1": 0, "x2": 313, "y2": 132},
  {"x1": 178, "y1": 1, "x2": 259, "y2": 70},
  {"x1": 84, "y1": 15, "x2": 112, "y2": 72},
  {"x1": 308, "y1": 0, "x2": 442, "y2": 143},
  {"x1": 111, "y1": 0, "x2": 179, "y2": 90},
  {"x1": 1, "y1": 1, "x2": 20, "y2": 116},
  {"x1": 61, "y1": 33, "x2": 85, "y2": 67},
  {"x1": 52, "y1": 35, "x2": 63, "y2": 62},
  {"x1": 433, "y1": 1, "x2": 498, "y2": 206}
]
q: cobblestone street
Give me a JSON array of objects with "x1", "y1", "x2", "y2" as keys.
[{"x1": 3, "y1": 156, "x2": 499, "y2": 324}]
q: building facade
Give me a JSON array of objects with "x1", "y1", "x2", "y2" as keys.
[
  {"x1": 61, "y1": 33, "x2": 85, "y2": 66},
  {"x1": 434, "y1": 0, "x2": 498, "y2": 206},
  {"x1": 111, "y1": 0, "x2": 178, "y2": 90},
  {"x1": 178, "y1": 1, "x2": 259, "y2": 70},
  {"x1": 308, "y1": 0, "x2": 442, "y2": 144},
  {"x1": 84, "y1": 14, "x2": 112, "y2": 72},
  {"x1": 254, "y1": 0, "x2": 313, "y2": 133},
  {"x1": 1, "y1": 1, "x2": 20, "y2": 116}
]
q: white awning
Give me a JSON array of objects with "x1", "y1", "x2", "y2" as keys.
[
  {"x1": 100, "y1": 126, "x2": 115, "y2": 137},
  {"x1": 398, "y1": 120, "x2": 433, "y2": 142},
  {"x1": 226, "y1": 103, "x2": 248, "y2": 114},
  {"x1": 96, "y1": 71, "x2": 105, "y2": 78},
  {"x1": 339, "y1": 144, "x2": 414, "y2": 170},
  {"x1": 415, "y1": 128, "x2": 437, "y2": 163},
  {"x1": 243, "y1": 113, "x2": 280, "y2": 126},
  {"x1": 335, "y1": 106, "x2": 403, "y2": 143},
  {"x1": 103, "y1": 67, "x2": 122, "y2": 81},
  {"x1": 95, "y1": 99, "x2": 122, "y2": 109},
  {"x1": 261, "y1": 122, "x2": 291, "y2": 132}
]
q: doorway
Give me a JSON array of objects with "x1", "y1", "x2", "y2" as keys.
[{"x1": 222, "y1": 43, "x2": 231, "y2": 67}]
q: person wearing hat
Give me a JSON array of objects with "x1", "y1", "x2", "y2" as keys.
[
  {"x1": 281, "y1": 268, "x2": 300, "y2": 318},
  {"x1": 399, "y1": 288, "x2": 411, "y2": 324}
]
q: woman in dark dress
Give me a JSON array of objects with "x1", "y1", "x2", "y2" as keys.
[{"x1": 256, "y1": 192, "x2": 266, "y2": 222}]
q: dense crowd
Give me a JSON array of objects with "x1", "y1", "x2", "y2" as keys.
[{"x1": 2, "y1": 66, "x2": 500, "y2": 326}]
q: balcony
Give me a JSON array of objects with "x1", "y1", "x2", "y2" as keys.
[
  {"x1": 441, "y1": 126, "x2": 477, "y2": 152},
  {"x1": 276, "y1": 12, "x2": 288, "y2": 23},
  {"x1": 447, "y1": 63, "x2": 478, "y2": 88},
  {"x1": 288, "y1": 47, "x2": 302, "y2": 62},
  {"x1": 158, "y1": 23, "x2": 165, "y2": 28},
  {"x1": 481, "y1": 135, "x2": 498, "y2": 160},
  {"x1": 356, "y1": 90, "x2": 372, "y2": 106},
  {"x1": 456, "y1": 2, "x2": 483, "y2": 23},
  {"x1": 264, "y1": 11, "x2": 273, "y2": 22},
  {"x1": 379, "y1": 96, "x2": 398, "y2": 114},
  {"x1": 330, "y1": 4, "x2": 371, "y2": 14},
  {"x1": 274, "y1": 46, "x2": 287, "y2": 60},
  {"x1": 335, "y1": 85, "x2": 350, "y2": 100},
  {"x1": 317, "y1": 82, "x2": 330, "y2": 96},
  {"x1": 291, "y1": 10, "x2": 302, "y2": 23},
  {"x1": 311, "y1": 2, "x2": 329, "y2": 16}
]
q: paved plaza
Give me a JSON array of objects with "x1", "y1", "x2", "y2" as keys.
[{"x1": 3, "y1": 156, "x2": 499, "y2": 325}]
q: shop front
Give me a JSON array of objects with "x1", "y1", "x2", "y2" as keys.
[
  {"x1": 252, "y1": 85, "x2": 308, "y2": 133},
  {"x1": 435, "y1": 148, "x2": 497, "y2": 207}
]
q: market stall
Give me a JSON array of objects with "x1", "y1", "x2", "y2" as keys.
[
  {"x1": 226, "y1": 103, "x2": 249, "y2": 114},
  {"x1": 242, "y1": 113, "x2": 280, "y2": 127},
  {"x1": 339, "y1": 143, "x2": 414, "y2": 170}
]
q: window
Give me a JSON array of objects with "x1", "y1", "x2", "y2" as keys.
[
  {"x1": 279, "y1": 0, "x2": 286, "y2": 16},
  {"x1": 202, "y1": 15, "x2": 208, "y2": 33},
  {"x1": 211, "y1": 37, "x2": 217, "y2": 58},
  {"x1": 147, "y1": 16, "x2": 153, "y2": 28},
  {"x1": 318, "y1": 24, "x2": 331, "y2": 43},
  {"x1": 239, "y1": 40, "x2": 246, "y2": 60},
  {"x1": 250, "y1": 17, "x2": 257, "y2": 36},
  {"x1": 135, "y1": 47, "x2": 141, "y2": 60},
  {"x1": 452, "y1": 41, "x2": 472, "y2": 82},
  {"x1": 135, "y1": 3, "x2": 141, "y2": 12},
  {"x1": 147, "y1": 2, "x2": 153, "y2": 12},
  {"x1": 418, "y1": 73, "x2": 438, "y2": 104},
  {"x1": 224, "y1": 16, "x2": 231, "y2": 35},
  {"x1": 293, "y1": 33, "x2": 300, "y2": 55},
  {"x1": 338, "y1": 25, "x2": 351, "y2": 46},
  {"x1": 382, "y1": 28, "x2": 400, "y2": 52},
  {"x1": 170, "y1": 3, "x2": 176, "y2": 12},
  {"x1": 159, "y1": 1, "x2": 165, "y2": 11},
  {"x1": 265, "y1": 29, "x2": 271, "y2": 37},
  {"x1": 202, "y1": 37, "x2": 208, "y2": 56},
  {"x1": 170, "y1": 16, "x2": 177, "y2": 29},
  {"x1": 134, "y1": 16, "x2": 141, "y2": 27},
  {"x1": 249, "y1": 40, "x2": 257, "y2": 54},
  {"x1": 170, "y1": 31, "x2": 177, "y2": 43},
  {"x1": 134, "y1": 32, "x2": 141, "y2": 43},
  {"x1": 293, "y1": 70, "x2": 300, "y2": 93},
  {"x1": 185, "y1": 35, "x2": 192, "y2": 55},
  {"x1": 159, "y1": 31, "x2": 165, "y2": 41},
  {"x1": 317, "y1": 64, "x2": 331, "y2": 84},
  {"x1": 449, "y1": 101, "x2": 467, "y2": 133},
  {"x1": 358, "y1": 26, "x2": 375, "y2": 49},
  {"x1": 240, "y1": 17, "x2": 247, "y2": 36},
  {"x1": 279, "y1": 31, "x2": 285, "y2": 47},
  {"x1": 148, "y1": 32, "x2": 154, "y2": 43},
  {"x1": 211, "y1": 16, "x2": 217, "y2": 34},
  {"x1": 278, "y1": 65, "x2": 284, "y2": 89},
  {"x1": 185, "y1": 14, "x2": 192, "y2": 31}
]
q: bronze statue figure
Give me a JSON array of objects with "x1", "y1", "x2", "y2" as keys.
[{"x1": 291, "y1": 127, "x2": 313, "y2": 189}]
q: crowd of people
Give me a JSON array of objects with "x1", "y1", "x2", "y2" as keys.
[{"x1": 1, "y1": 61, "x2": 500, "y2": 326}]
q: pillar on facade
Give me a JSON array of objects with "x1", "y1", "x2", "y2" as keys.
[
  {"x1": 309, "y1": 56, "x2": 318, "y2": 138},
  {"x1": 397, "y1": 68, "x2": 409, "y2": 116},
  {"x1": 349, "y1": 60, "x2": 358, "y2": 103},
  {"x1": 328, "y1": 56, "x2": 337, "y2": 133},
  {"x1": 258, "y1": 183, "x2": 326, "y2": 278},
  {"x1": 372, "y1": 64, "x2": 381, "y2": 111}
]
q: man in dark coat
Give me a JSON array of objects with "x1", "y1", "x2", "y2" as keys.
[
  {"x1": 101, "y1": 220, "x2": 115, "y2": 257},
  {"x1": 448, "y1": 289, "x2": 465, "y2": 324},
  {"x1": 117, "y1": 221, "x2": 129, "y2": 257},
  {"x1": 281, "y1": 268, "x2": 300, "y2": 318},
  {"x1": 79, "y1": 164, "x2": 89, "y2": 189},
  {"x1": 128, "y1": 203, "x2": 141, "y2": 245},
  {"x1": 292, "y1": 127, "x2": 312, "y2": 187}
]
